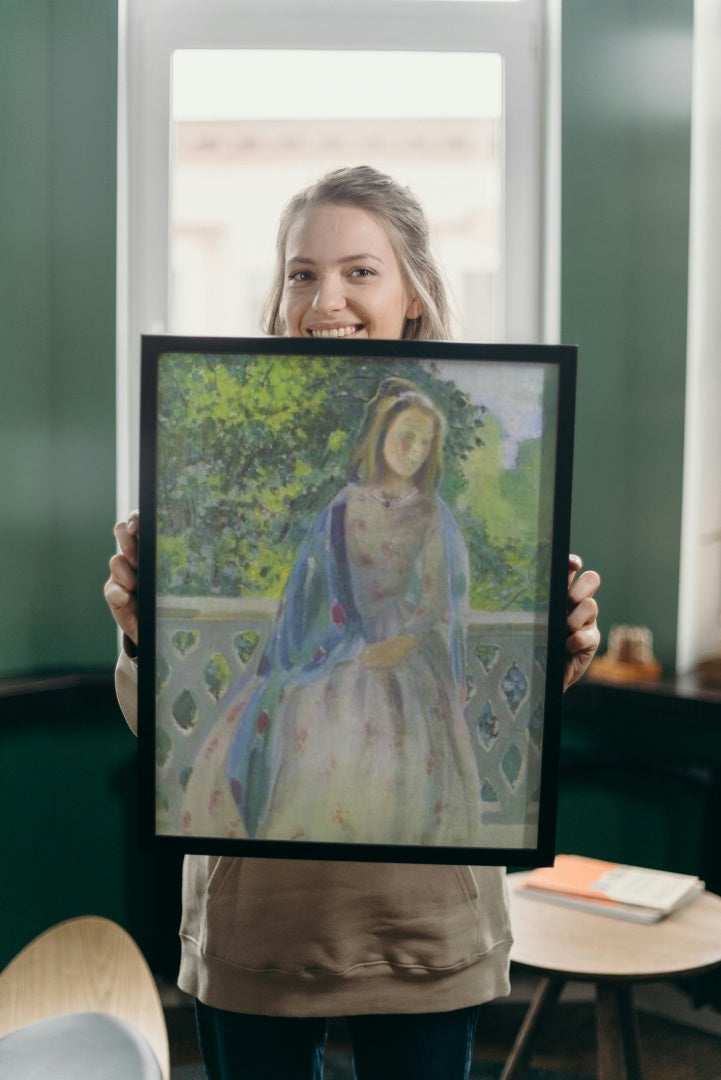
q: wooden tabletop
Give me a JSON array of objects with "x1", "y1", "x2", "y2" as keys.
[{"x1": 508, "y1": 872, "x2": 721, "y2": 981}]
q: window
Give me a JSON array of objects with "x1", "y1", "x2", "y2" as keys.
[
  {"x1": 677, "y1": 2, "x2": 721, "y2": 674},
  {"x1": 169, "y1": 49, "x2": 503, "y2": 340},
  {"x1": 117, "y1": 0, "x2": 557, "y2": 510}
]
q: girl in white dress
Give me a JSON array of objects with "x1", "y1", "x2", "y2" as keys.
[{"x1": 182, "y1": 376, "x2": 486, "y2": 848}]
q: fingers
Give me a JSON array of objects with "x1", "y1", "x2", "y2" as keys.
[
  {"x1": 568, "y1": 567, "x2": 601, "y2": 609},
  {"x1": 566, "y1": 589, "x2": 599, "y2": 636},
  {"x1": 565, "y1": 622, "x2": 601, "y2": 659},
  {"x1": 568, "y1": 554, "x2": 599, "y2": 593},
  {"x1": 104, "y1": 511, "x2": 140, "y2": 644},
  {"x1": 567, "y1": 553, "x2": 583, "y2": 588},
  {"x1": 103, "y1": 574, "x2": 139, "y2": 643},
  {"x1": 113, "y1": 510, "x2": 139, "y2": 568},
  {"x1": 567, "y1": 559, "x2": 601, "y2": 638},
  {"x1": 108, "y1": 549, "x2": 137, "y2": 590},
  {"x1": 359, "y1": 635, "x2": 418, "y2": 669},
  {"x1": 564, "y1": 557, "x2": 601, "y2": 690},
  {"x1": 103, "y1": 574, "x2": 135, "y2": 617}
]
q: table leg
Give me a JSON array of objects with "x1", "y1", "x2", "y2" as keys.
[
  {"x1": 499, "y1": 976, "x2": 565, "y2": 1080},
  {"x1": 596, "y1": 982, "x2": 643, "y2": 1080}
]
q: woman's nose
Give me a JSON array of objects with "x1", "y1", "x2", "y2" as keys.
[{"x1": 312, "y1": 274, "x2": 345, "y2": 314}]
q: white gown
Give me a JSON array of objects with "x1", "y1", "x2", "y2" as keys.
[{"x1": 181, "y1": 485, "x2": 485, "y2": 848}]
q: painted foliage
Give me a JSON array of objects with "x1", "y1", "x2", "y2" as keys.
[{"x1": 155, "y1": 353, "x2": 555, "y2": 612}]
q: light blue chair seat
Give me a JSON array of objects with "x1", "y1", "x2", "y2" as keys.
[{"x1": 0, "y1": 1010, "x2": 162, "y2": 1079}]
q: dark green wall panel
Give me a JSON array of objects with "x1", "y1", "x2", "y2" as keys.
[
  {"x1": 0, "y1": 2, "x2": 54, "y2": 671},
  {"x1": 0, "y1": 0, "x2": 118, "y2": 675},
  {"x1": 562, "y1": 0, "x2": 693, "y2": 669},
  {"x1": 0, "y1": 682, "x2": 183, "y2": 976},
  {"x1": 0, "y1": 694, "x2": 133, "y2": 966}
]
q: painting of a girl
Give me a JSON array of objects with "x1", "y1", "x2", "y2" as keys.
[{"x1": 182, "y1": 374, "x2": 486, "y2": 847}]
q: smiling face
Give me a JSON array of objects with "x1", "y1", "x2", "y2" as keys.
[
  {"x1": 381, "y1": 406, "x2": 437, "y2": 488},
  {"x1": 280, "y1": 203, "x2": 422, "y2": 340}
]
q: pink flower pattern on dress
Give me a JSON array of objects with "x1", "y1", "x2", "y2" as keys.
[
  {"x1": 204, "y1": 735, "x2": 220, "y2": 760},
  {"x1": 380, "y1": 539, "x2": 401, "y2": 560},
  {"x1": 321, "y1": 755, "x2": 338, "y2": 779}
]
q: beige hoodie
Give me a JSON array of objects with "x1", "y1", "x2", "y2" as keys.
[{"x1": 116, "y1": 650, "x2": 512, "y2": 1016}]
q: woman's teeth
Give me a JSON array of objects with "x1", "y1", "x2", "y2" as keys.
[{"x1": 309, "y1": 325, "x2": 360, "y2": 338}]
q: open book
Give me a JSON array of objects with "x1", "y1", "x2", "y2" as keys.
[{"x1": 515, "y1": 854, "x2": 705, "y2": 923}]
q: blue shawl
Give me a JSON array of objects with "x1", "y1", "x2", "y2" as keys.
[{"x1": 224, "y1": 484, "x2": 470, "y2": 837}]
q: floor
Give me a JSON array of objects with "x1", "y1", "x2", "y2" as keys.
[
  {"x1": 164, "y1": 977, "x2": 721, "y2": 1079},
  {"x1": 474, "y1": 999, "x2": 721, "y2": 1079}
]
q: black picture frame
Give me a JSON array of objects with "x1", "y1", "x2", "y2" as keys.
[{"x1": 138, "y1": 335, "x2": 576, "y2": 865}]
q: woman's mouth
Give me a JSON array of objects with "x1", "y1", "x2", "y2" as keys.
[{"x1": 307, "y1": 324, "x2": 364, "y2": 339}]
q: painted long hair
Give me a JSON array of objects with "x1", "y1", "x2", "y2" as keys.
[{"x1": 350, "y1": 377, "x2": 446, "y2": 496}]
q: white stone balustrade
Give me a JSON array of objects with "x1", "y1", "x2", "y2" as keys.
[{"x1": 153, "y1": 596, "x2": 549, "y2": 847}]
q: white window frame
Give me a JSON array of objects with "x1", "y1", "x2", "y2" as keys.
[
  {"x1": 676, "y1": 0, "x2": 721, "y2": 674},
  {"x1": 116, "y1": 0, "x2": 558, "y2": 513}
]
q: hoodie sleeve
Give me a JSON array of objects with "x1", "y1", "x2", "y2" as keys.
[{"x1": 115, "y1": 645, "x2": 139, "y2": 736}]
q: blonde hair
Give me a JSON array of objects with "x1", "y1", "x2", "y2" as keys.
[
  {"x1": 350, "y1": 377, "x2": 446, "y2": 495},
  {"x1": 262, "y1": 166, "x2": 453, "y2": 341}
]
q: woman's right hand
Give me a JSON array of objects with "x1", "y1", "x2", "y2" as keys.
[{"x1": 104, "y1": 510, "x2": 139, "y2": 646}]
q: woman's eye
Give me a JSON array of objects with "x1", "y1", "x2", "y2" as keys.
[
  {"x1": 288, "y1": 269, "x2": 313, "y2": 283},
  {"x1": 349, "y1": 267, "x2": 375, "y2": 279}
]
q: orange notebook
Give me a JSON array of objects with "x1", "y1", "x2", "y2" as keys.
[{"x1": 516, "y1": 855, "x2": 704, "y2": 923}]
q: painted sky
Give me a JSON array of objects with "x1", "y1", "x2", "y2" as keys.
[{"x1": 425, "y1": 359, "x2": 555, "y2": 467}]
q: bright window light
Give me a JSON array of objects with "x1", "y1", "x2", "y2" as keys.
[
  {"x1": 172, "y1": 50, "x2": 502, "y2": 121},
  {"x1": 170, "y1": 50, "x2": 504, "y2": 342}
]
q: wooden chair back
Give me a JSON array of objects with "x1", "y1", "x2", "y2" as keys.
[{"x1": 0, "y1": 915, "x2": 169, "y2": 1080}]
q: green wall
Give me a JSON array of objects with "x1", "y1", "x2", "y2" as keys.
[
  {"x1": 0, "y1": 1, "x2": 693, "y2": 677},
  {"x1": 0, "y1": 682, "x2": 184, "y2": 974},
  {"x1": 0, "y1": 0, "x2": 129, "y2": 970},
  {"x1": 0, "y1": 0, "x2": 118, "y2": 676},
  {"x1": 562, "y1": 0, "x2": 693, "y2": 669}
]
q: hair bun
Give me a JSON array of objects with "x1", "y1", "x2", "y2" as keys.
[{"x1": 375, "y1": 376, "x2": 418, "y2": 401}]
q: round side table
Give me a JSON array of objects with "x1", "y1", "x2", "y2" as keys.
[{"x1": 502, "y1": 872, "x2": 721, "y2": 1080}]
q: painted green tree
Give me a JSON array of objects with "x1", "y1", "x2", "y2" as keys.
[
  {"x1": 155, "y1": 352, "x2": 551, "y2": 610},
  {"x1": 457, "y1": 409, "x2": 555, "y2": 612}
]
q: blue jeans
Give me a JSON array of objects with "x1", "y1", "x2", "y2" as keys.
[{"x1": 195, "y1": 1000, "x2": 481, "y2": 1080}]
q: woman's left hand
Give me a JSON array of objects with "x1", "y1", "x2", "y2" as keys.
[
  {"x1": 564, "y1": 554, "x2": 601, "y2": 691},
  {"x1": 360, "y1": 634, "x2": 419, "y2": 670}
]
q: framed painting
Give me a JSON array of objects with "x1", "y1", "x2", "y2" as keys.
[{"x1": 138, "y1": 336, "x2": 576, "y2": 865}]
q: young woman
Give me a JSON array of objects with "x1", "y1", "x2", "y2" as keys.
[{"x1": 106, "y1": 166, "x2": 601, "y2": 1080}]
